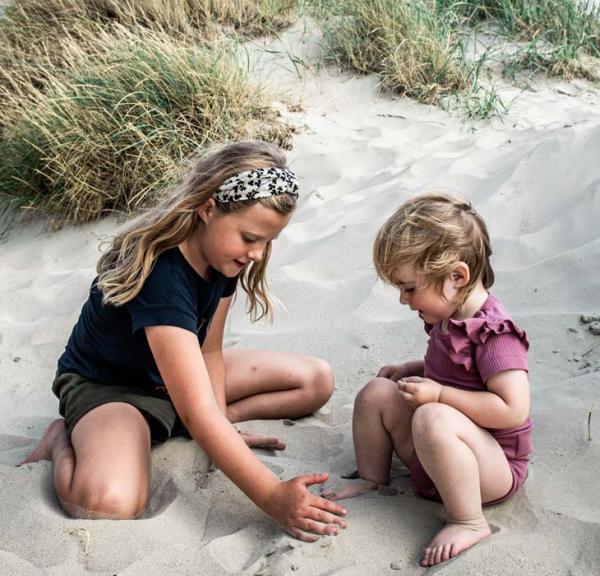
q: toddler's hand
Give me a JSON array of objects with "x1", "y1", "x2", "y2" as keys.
[
  {"x1": 397, "y1": 376, "x2": 442, "y2": 408},
  {"x1": 377, "y1": 364, "x2": 408, "y2": 381},
  {"x1": 261, "y1": 473, "x2": 347, "y2": 542}
]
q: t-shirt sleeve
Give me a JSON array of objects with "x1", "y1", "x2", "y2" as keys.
[
  {"x1": 125, "y1": 259, "x2": 197, "y2": 334},
  {"x1": 476, "y1": 332, "x2": 529, "y2": 383},
  {"x1": 221, "y1": 274, "x2": 238, "y2": 298}
]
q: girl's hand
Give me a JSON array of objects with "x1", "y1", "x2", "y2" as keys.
[
  {"x1": 397, "y1": 376, "x2": 442, "y2": 409},
  {"x1": 261, "y1": 473, "x2": 347, "y2": 542},
  {"x1": 377, "y1": 363, "x2": 409, "y2": 381},
  {"x1": 239, "y1": 431, "x2": 286, "y2": 451}
]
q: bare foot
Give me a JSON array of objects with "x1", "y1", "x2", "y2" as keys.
[
  {"x1": 320, "y1": 477, "x2": 378, "y2": 501},
  {"x1": 20, "y1": 419, "x2": 69, "y2": 464},
  {"x1": 421, "y1": 516, "x2": 492, "y2": 566},
  {"x1": 239, "y1": 431, "x2": 286, "y2": 451}
]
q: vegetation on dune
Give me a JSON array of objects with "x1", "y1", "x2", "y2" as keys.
[
  {"x1": 2, "y1": 0, "x2": 600, "y2": 226},
  {"x1": 0, "y1": 0, "x2": 297, "y2": 225},
  {"x1": 308, "y1": 0, "x2": 600, "y2": 117},
  {"x1": 310, "y1": 0, "x2": 467, "y2": 104}
]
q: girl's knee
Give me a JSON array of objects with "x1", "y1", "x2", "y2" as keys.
[
  {"x1": 355, "y1": 377, "x2": 398, "y2": 410},
  {"x1": 303, "y1": 357, "x2": 335, "y2": 409},
  {"x1": 65, "y1": 481, "x2": 147, "y2": 520}
]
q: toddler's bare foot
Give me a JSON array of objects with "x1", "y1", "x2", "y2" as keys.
[
  {"x1": 421, "y1": 516, "x2": 492, "y2": 566},
  {"x1": 21, "y1": 419, "x2": 68, "y2": 464},
  {"x1": 320, "y1": 477, "x2": 378, "y2": 501}
]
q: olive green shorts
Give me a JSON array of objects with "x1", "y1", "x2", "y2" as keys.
[{"x1": 52, "y1": 372, "x2": 190, "y2": 444}]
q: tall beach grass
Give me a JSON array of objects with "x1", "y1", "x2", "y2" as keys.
[
  {"x1": 0, "y1": 0, "x2": 298, "y2": 225},
  {"x1": 0, "y1": 26, "x2": 292, "y2": 224},
  {"x1": 308, "y1": 0, "x2": 600, "y2": 116},
  {"x1": 310, "y1": 0, "x2": 467, "y2": 104}
]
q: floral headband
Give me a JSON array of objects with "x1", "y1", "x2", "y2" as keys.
[{"x1": 214, "y1": 167, "x2": 299, "y2": 203}]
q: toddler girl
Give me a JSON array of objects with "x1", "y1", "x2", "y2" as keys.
[{"x1": 324, "y1": 193, "x2": 531, "y2": 565}]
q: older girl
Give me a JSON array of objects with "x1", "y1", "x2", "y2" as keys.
[{"x1": 25, "y1": 141, "x2": 346, "y2": 542}]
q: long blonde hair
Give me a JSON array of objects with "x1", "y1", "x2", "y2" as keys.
[
  {"x1": 373, "y1": 193, "x2": 494, "y2": 306},
  {"x1": 97, "y1": 141, "x2": 297, "y2": 321}
]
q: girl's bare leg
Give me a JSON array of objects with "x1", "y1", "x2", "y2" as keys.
[
  {"x1": 22, "y1": 403, "x2": 151, "y2": 519},
  {"x1": 223, "y1": 349, "x2": 334, "y2": 422},
  {"x1": 323, "y1": 377, "x2": 415, "y2": 500},
  {"x1": 411, "y1": 403, "x2": 513, "y2": 567}
]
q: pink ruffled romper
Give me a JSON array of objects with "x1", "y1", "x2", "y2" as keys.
[{"x1": 410, "y1": 293, "x2": 532, "y2": 505}]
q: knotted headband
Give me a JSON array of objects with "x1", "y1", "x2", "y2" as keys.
[{"x1": 214, "y1": 167, "x2": 299, "y2": 203}]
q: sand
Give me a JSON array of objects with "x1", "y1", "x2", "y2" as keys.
[{"x1": 2, "y1": 18, "x2": 600, "y2": 576}]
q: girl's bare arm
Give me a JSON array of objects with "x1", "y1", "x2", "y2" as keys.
[
  {"x1": 146, "y1": 324, "x2": 346, "y2": 541},
  {"x1": 200, "y1": 296, "x2": 232, "y2": 414}
]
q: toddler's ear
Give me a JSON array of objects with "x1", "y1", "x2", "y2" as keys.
[{"x1": 450, "y1": 262, "x2": 470, "y2": 287}]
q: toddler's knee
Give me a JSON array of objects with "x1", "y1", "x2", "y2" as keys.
[
  {"x1": 355, "y1": 377, "x2": 397, "y2": 409},
  {"x1": 411, "y1": 403, "x2": 454, "y2": 440},
  {"x1": 66, "y1": 484, "x2": 147, "y2": 520}
]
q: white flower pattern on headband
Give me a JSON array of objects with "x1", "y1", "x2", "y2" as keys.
[{"x1": 214, "y1": 167, "x2": 299, "y2": 203}]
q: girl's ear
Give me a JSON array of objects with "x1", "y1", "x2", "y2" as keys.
[
  {"x1": 196, "y1": 197, "x2": 217, "y2": 224},
  {"x1": 450, "y1": 262, "x2": 470, "y2": 288}
]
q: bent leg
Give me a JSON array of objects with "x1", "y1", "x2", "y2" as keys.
[
  {"x1": 223, "y1": 349, "x2": 334, "y2": 423},
  {"x1": 323, "y1": 377, "x2": 415, "y2": 500},
  {"x1": 412, "y1": 403, "x2": 513, "y2": 567},
  {"x1": 24, "y1": 403, "x2": 151, "y2": 519}
]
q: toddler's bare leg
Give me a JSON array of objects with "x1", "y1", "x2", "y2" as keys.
[
  {"x1": 323, "y1": 377, "x2": 415, "y2": 500},
  {"x1": 412, "y1": 403, "x2": 513, "y2": 567},
  {"x1": 23, "y1": 403, "x2": 151, "y2": 519}
]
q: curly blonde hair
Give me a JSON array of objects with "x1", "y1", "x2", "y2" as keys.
[
  {"x1": 373, "y1": 193, "x2": 494, "y2": 306},
  {"x1": 97, "y1": 141, "x2": 297, "y2": 321}
]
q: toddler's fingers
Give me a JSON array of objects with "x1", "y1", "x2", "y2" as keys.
[{"x1": 397, "y1": 380, "x2": 414, "y2": 393}]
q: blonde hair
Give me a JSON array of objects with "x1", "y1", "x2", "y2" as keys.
[
  {"x1": 97, "y1": 140, "x2": 297, "y2": 321},
  {"x1": 373, "y1": 193, "x2": 494, "y2": 306}
]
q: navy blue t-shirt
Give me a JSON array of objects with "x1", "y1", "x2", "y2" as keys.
[{"x1": 57, "y1": 247, "x2": 238, "y2": 391}]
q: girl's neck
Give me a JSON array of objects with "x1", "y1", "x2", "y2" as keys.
[{"x1": 179, "y1": 228, "x2": 210, "y2": 279}]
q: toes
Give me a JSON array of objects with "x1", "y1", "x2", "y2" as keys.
[
  {"x1": 421, "y1": 547, "x2": 433, "y2": 567},
  {"x1": 320, "y1": 490, "x2": 338, "y2": 501}
]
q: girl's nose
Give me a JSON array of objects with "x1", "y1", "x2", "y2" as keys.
[
  {"x1": 399, "y1": 292, "x2": 409, "y2": 305},
  {"x1": 248, "y1": 246, "x2": 264, "y2": 262}
]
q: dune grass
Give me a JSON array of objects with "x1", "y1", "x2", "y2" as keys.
[
  {"x1": 310, "y1": 0, "x2": 467, "y2": 104},
  {"x1": 308, "y1": 0, "x2": 600, "y2": 117},
  {"x1": 0, "y1": 0, "x2": 298, "y2": 225},
  {"x1": 0, "y1": 26, "x2": 292, "y2": 224},
  {"x1": 441, "y1": 0, "x2": 600, "y2": 79}
]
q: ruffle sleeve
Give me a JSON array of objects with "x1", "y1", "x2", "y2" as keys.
[{"x1": 443, "y1": 313, "x2": 529, "y2": 374}]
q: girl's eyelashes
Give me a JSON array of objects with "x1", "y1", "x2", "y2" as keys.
[{"x1": 242, "y1": 234, "x2": 258, "y2": 243}]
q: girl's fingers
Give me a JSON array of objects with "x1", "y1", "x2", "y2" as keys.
[
  {"x1": 287, "y1": 526, "x2": 319, "y2": 543},
  {"x1": 305, "y1": 507, "x2": 347, "y2": 528},
  {"x1": 298, "y1": 472, "x2": 329, "y2": 488},
  {"x1": 310, "y1": 494, "x2": 347, "y2": 517}
]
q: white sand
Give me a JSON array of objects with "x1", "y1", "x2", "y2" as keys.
[{"x1": 2, "y1": 19, "x2": 600, "y2": 576}]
